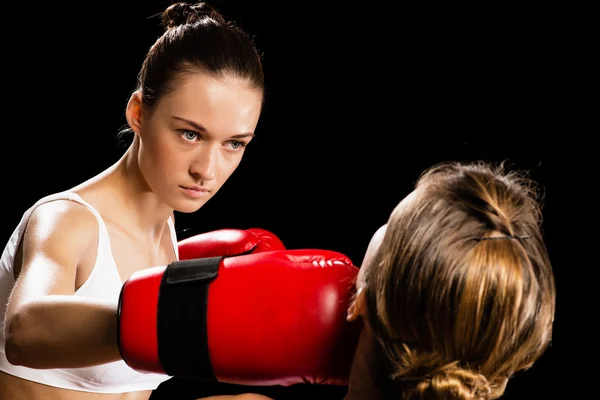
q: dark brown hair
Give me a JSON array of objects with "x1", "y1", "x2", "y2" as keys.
[
  {"x1": 364, "y1": 161, "x2": 556, "y2": 399},
  {"x1": 119, "y1": 1, "x2": 264, "y2": 142}
]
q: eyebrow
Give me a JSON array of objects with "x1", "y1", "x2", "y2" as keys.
[{"x1": 172, "y1": 116, "x2": 256, "y2": 138}]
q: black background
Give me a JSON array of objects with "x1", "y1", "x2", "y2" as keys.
[{"x1": 4, "y1": 0, "x2": 581, "y2": 398}]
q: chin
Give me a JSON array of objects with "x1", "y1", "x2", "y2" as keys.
[{"x1": 172, "y1": 198, "x2": 210, "y2": 214}]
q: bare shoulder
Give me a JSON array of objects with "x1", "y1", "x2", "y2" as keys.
[
  {"x1": 6, "y1": 198, "x2": 101, "y2": 318},
  {"x1": 25, "y1": 199, "x2": 99, "y2": 248},
  {"x1": 17, "y1": 198, "x2": 100, "y2": 280}
]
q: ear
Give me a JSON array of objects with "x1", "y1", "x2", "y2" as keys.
[
  {"x1": 347, "y1": 286, "x2": 367, "y2": 321},
  {"x1": 125, "y1": 90, "x2": 143, "y2": 135}
]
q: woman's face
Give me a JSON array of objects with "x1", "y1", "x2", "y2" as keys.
[{"x1": 130, "y1": 72, "x2": 263, "y2": 213}]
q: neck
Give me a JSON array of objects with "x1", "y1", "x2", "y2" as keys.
[
  {"x1": 345, "y1": 326, "x2": 389, "y2": 400},
  {"x1": 79, "y1": 138, "x2": 174, "y2": 239}
]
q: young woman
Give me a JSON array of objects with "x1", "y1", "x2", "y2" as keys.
[
  {"x1": 344, "y1": 161, "x2": 556, "y2": 399},
  {"x1": 0, "y1": 2, "x2": 268, "y2": 400}
]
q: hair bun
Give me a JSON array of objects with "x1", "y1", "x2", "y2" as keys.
[
  {"x1": 162, "y1": 2, "x2": 226, "y2": 29},
  {"x1": 403, "y1": 362, "x2": 492, "y2": 400}
]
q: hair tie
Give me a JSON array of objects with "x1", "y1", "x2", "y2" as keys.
[{"x1": 476, "y1": 235, "x2": 531, "y2": 241}]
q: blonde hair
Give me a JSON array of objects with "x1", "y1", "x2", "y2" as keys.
[{"x1": 364, "y1": 161, "x2": 556, "y2": 399}]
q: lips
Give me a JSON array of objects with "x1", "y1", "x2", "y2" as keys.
[
  {"x1": 181, "y1": 185, "x2": 208, "y2": 192},
  {"x1": 180, "y1": 185, "x2": 210, "y2": 199}
]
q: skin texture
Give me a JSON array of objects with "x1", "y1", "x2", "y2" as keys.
[{"x1": 0, "y1": 71, "x2": 262, "y2": 400}]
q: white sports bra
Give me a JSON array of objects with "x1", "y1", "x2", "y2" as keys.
[{"x1": 0, "y1": 191, "x2": 174, "y2": 393}]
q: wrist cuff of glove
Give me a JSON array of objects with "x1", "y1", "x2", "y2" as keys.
[{"x1": 158, "y1": 256, "x2": 221, "y2": 379}]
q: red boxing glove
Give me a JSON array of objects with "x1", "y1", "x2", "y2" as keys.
[
  {"x1": 117, "y1": 249, "x2": 362, "y2": 386},
  {"x1": 178, "y1": 228, "x2": 285, "y2": 260}
]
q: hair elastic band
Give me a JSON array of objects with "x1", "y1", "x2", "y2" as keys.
[{"x1": 477, "y1": 235, "x2": 531, "y2": 241}]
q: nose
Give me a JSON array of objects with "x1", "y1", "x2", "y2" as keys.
[{"x1": 190, "y1": 143, "x2": 217, "y2": 181}]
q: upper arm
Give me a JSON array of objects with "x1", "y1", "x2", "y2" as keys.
[{"x1": 5, "y1": 200, "x2": 99, "y2": 322}]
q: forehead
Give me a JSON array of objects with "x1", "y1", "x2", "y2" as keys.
[
  {"x1": 358, "y1": 188, "x2": 423, "y2": 287},
  {"x1": 357, "y1": 223, "x2": 388, "y2": 288},
  {"x1": 156, "y1": 72, "x2": 262, "y2": 123},
  {"x1": 390, "y1": 186, "x2": 423, "y2": 219}
]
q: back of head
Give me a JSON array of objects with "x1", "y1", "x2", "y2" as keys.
[
  {"x1": 138, "y1": 1, "x2": 264, "y2": 111},
  {"x1": 363, "y1": 161, "x2": 556, "y2": 399}
]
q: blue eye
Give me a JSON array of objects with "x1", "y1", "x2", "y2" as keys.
[
  {"x1": 180, "y1": 130, "x2": 198, "y2": 141},
  {"x1": 228, "y1": 140, "x2": 247, "y2": 150}
]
